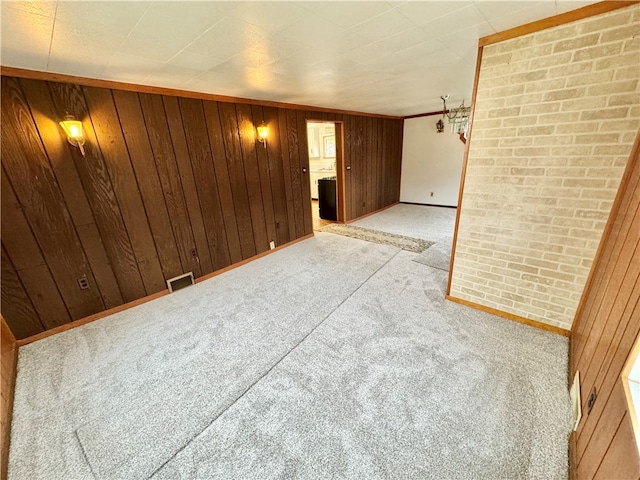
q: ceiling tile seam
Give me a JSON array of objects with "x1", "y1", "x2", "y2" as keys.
[
  {"x1": 45, "y1": 0, "x2": 60, "y2": 70},
  {"x1": 94, "y1": 1, "x2": 155, "y2": 78},
  {"x1": 161, "y1": 15, "x2": 234, "y2": 71}
]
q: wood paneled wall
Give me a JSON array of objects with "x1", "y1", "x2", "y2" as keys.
[
  {"x1": 1, "y1": 316, "x2": 17, "y2": 480},
  {"x1": 0, "y1": 75, "x2": 403, "y2": 340},
  {"x1": 569, "y1": 131, "x2": 640, "y2": 479}
]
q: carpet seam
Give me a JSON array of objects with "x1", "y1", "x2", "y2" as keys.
[
  {"x1": 145, "y1": 248, "x2": 403, "y2": 479},
  {"x1": 74, "y1": 430, "x2": 97, "y2": 480}
]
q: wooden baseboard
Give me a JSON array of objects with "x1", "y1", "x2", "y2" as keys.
[
  {"x1": 17, "y1": 234, "x2": 314, "y2": 347},
  {"x1": 346, "y1": 202, "x2": 399, "y2": 224},
  {"x1": 1, "y1": 317, "x2": 18, "y2": 480},
  {"x1": 399, "y1": 201, "x2": 457, "y2": 209},
  {"x1": 445, "y1": 295, "x2": 571, "y2": 337}
]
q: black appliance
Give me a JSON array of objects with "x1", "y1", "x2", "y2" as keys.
[{"x1": 318, "y1": 176, "x2": 337, "y2": 220}]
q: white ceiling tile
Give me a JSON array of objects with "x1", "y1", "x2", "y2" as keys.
[
  {"x1": 128, "y1": 2, "x2": 230, "y2": 41},
  {"x1": 55, "y1": 1, "x2": 151, "y2": 37},
  {"x1": 555, "y1": 1, "x2": 597, "y2": 14},
  {"x1": 396, "y1": 1, "x2": 475, "y2": 26},
  {"x1": 101, "y1": 52, "x2": 166, "y2": 83},
  {"x1": 474, "y1": 1, "x2": 547, "y2": 21},
  {"x1": 1, "y1": 0, "x2": 57, "y2": 18},
  {"x1": 142, "y1": 63, "x2": 202, "y2": 89},
  {"x1": 168, "y1": 51, "x2": 226, "y2": 72},
  {"x1": 228, "y1": 1, "x2": 312, "y2": 33},
  {"x1": 47, "y1": 56, "x2": 106, "y2": 79},
  {"x1": 488, "y1": 2, "x2": 557, "y2": 32},
  {"x1": 0, "y1": 5, "x2": 54, "y2": 70},
  {"x1": 418, "y1": 4, "x2": 489, "y2": 37},
  {"x1": 186, "y1": 17, "x2": 270, "y2": 62},
  {"x1": 374, "y1": 26, "x2": 432, "y2": 53},
  {"x1": 350, "y1": 8, "x2": 418, "y2": 43},
  {"x1": 119, "y1": 34, "x2": 190, "y2": 63},
  {"x1": 296, "y1": 1, "x2": 395, "y2": 28},
  {"x1": 50, "y1": 20, "x2": 128, "y2": 60}
]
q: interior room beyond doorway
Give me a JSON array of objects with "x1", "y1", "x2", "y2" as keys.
[{"x1": 307, "y1": 121, "x2": 337, "y2": 231}]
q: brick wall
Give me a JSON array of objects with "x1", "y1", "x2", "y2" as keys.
[{"x1": 450, "y1": 5, "x2": 640, "y2": 331}]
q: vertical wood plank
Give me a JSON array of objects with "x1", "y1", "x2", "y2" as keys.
[
  {"x1": 263, "y1": 106, "x2": 290, "y2": 245},
  {"x1": 1, "y1": 77, "x2": 105, "y2": 319},
  {"x1": 593, "y1": 413, "x2": 640, "y2": 480},
  {"x1": 202, "y1": 100, "x2": 243, "y2": 264},
  {"x1": 162, "y1": 95, "x2": 213, "y2": 274},
  {"x1": 80, "y1": 84, "x2": 165, "y2": 295},
  {"x1": 0, "y1": 245, "x2": 44, "y2": 339},
  {"x1": 179, "y1": 97, "x2": 231, "y2": 270},
  {"x1": 297, "y1": 111, "x2": 313, "y2": 235},
  {"x1": 217, "y1": 102, "x2": 257, "y2": 258},
  {"x1": 286, "y1": 109, "x2": 304, "y2": 237},
  {"x1": 278, "y1": 108, "x2": 297, "y2": 238},
  {"x1": 250, "y1": 105, "x2": 277, "y2": 247},
  {"x1": 236, "y1": 103, "x2": 269, "y2": 253},
  {"x1": 343, "y1": 115, "x2": 353, "y2": 221},
  {"x1": 138, "y1": 92, "x2": 202, "y2": 278}
]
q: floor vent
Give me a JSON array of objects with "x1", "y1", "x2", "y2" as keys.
[{"x1": 167, "y1": 272, "x2": 195, "y2": 293}]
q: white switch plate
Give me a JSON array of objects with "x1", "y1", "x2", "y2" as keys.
[
  {"x1": 570, "y1": 371, "x2": 582, "y2": 431},
  {"x1": 269, "y1": 241, "x2": 275, "y2": 250}
]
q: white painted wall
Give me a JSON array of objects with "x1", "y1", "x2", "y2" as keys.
[{"x1": 400, "y1": 116, "x2": 465, "y2": 207}]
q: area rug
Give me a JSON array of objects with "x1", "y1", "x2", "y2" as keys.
[
  {"x1": 320, "y1": 224, "x2": 433, "y2": 253},
  {"x1": 413, "y1": 236, "x2": 453, "y2": 271}
]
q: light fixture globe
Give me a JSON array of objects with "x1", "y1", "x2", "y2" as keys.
[
  {"x1": 257, "y1": 122, "x2": 269, "y2": 147},
  {"x1": 59, "y1": 115, "x2": 86, "y2": 156}
]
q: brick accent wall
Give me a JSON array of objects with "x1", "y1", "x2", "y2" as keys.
[{"x1": 450, "y1": 5, "x2": 640, "y2": 331}]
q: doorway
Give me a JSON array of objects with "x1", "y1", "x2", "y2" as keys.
[{"x1": 306, "y1": 120, "x2": 345, "y2": 230}]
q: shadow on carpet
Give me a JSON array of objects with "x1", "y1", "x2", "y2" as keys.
[
  {"x1": 413, "y1": 236, "x2": 453, "y2": 271},
  {"x1": 320, "y1": 224, "x2": 433, "y2": 253}
]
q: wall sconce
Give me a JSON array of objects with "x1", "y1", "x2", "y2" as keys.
[
  {"x1": 256, "y1": 122, "x2": 269, "y2": 148},
  {"x1": 59, "y1": 115, "x2": 86, "y2": 156}
]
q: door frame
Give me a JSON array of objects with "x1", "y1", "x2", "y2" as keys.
[{"x1": 305, "y1": 119, "x2": 346, "y2": 224}]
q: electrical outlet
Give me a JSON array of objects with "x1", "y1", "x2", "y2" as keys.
[
  {"x1": 191, "y1": 248, "x2": 198, "y2": 258},
  {"x1": 78, "y1": 276, "x2": 89, "y2": 290},
  {"x1": 269, "y1": 241, "x2": 276, "y2": 250},
  {"x1": 587, "y1": 387, "x2": 597, "y2": 413}
]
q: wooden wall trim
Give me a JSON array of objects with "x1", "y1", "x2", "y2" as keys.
[
  {"x1": 479, "y1": 1, "x2": 639, "y2": 47},
  {"x1": 1, "y1": 316, "x2": 17, "y2": 480},
  {"x1": 16, "y1": 233, "x2": 314, "y2": 347},
  {"x1": 445, "y1": 295, "x2": 571, "y2": 337},
  {"x1": 403, "y1": 109, "x2": 449, "y2": 120},
  {"x1": 0, "y1": 67, "x2": 402, "y2": 120},
  {"x1": 446, "y1": 45, "x2": 484, "y2": 296},
  {"x1": 345, "y1": 201, "x2": 400, "y2": 224}
]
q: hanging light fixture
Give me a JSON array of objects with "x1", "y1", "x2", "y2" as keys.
[{"x1": 436, "y1": 94, "x2": 470, "y2": 135}]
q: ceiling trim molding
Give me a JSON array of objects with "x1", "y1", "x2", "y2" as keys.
[
  {"x1": 403, "y1": 110, "x2": 449, "y2": 120},
  {"x1": 479, "y1": 1, "x2": 639, "y2": 47},
  {"x1": 0, "y1": 67, "x2": 403, "y2": 120}
]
